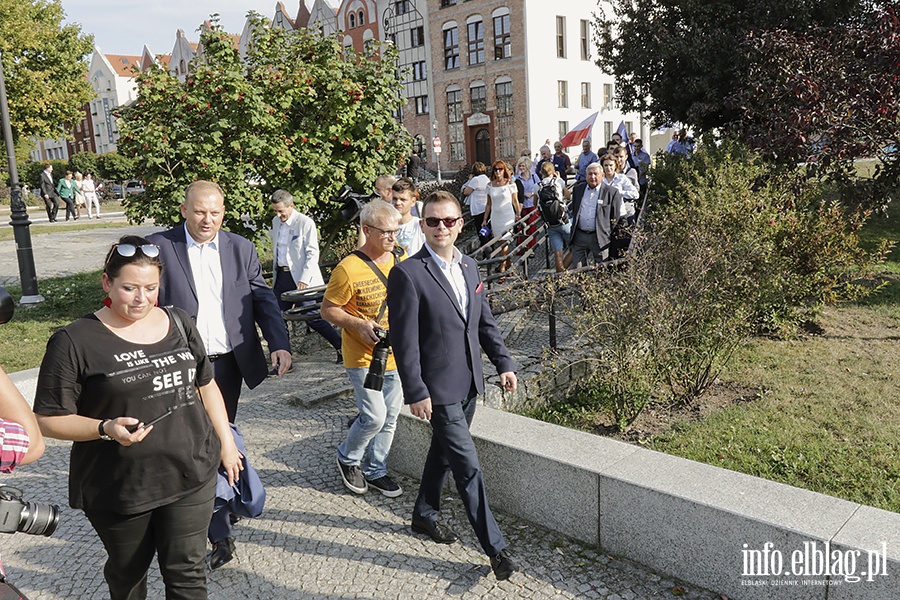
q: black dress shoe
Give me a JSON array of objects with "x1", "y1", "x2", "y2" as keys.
[
  {"x1": 411, "y1": 517, "x2": 459, "y2": 544},
  {"x1": 490, "y1": 550, "x2": 518, "y2": 581},
  {"x1": 208, "y1": 537, "x2": 235, "y2": 570}
]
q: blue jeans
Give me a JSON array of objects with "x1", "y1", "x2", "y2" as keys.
[
  {"x1": 337, "y1": 368, "x2": 403, "y2": 480},
  {"x1": 546, "y1": 221, "x2": 572, "y2": 252}
]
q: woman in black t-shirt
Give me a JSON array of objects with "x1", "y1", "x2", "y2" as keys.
[{"x1": 34, "y1": 235, "x2": 241, "y2": 600}]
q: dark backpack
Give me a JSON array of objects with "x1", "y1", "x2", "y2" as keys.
[{"x1": 537, "y1": 178, "x2": 568, "y2": 226}]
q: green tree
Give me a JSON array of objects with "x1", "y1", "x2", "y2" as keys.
[
  {"x1": 594, "y1": 0, "x2": 865, "y2": 132},
  {"x1": 117, "y1": 14, "x2": 410, "y2": 241},
  {"x1": 0, "y1": 0, "x2": 94, "y2": 140},
  {"x1": 98, "y1": 152, "x2": 135, "y2": 182},
  {"x1": 68, "y1": 151, "x2": 100, "y2": 176}
]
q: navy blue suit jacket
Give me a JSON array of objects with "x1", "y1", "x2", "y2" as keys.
[
  {"x1": 387, "y1": 247, "x2": 516, "y2": 406},
  {"x1": 148, "y1": 226, "x2": 290, "y2": 390}
]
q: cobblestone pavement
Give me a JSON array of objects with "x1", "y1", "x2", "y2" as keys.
[
  {"x1": 0, "y1": 224, "x2": 721, "y2": 599},
  {"x1": 0, "y1": 217, "x2": 161, "y2": 285}
]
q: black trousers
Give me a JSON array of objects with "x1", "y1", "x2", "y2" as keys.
[
  {"x1": 84, "y1": 478, "x2": 215, "y2": 600},
  {"x1": 273, "y1": 269, "x2": 341, "y2": 350},
  {"x1": 210, "y1": 351, "x2": 242, "y2": 424},
  {"x1": 413, "y1": 393, "x2": 507, "y2": 557},
  {"x1": 43, "y1": 195, "x2": 59, "y2": 221},
  {"x1": 61, "y1": 197, "x2": 76, "y2": 220}
]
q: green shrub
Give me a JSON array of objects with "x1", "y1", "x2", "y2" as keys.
[
  {"x1": 651, "y1": 140, "x2": 888, "y2": 336},
  {"x1": 533, "y1": 141, "x2": 888, "y2": 432}
]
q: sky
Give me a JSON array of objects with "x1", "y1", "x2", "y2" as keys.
[{"x1": 60, "y1": 0, "x2": 309, "y2": 56}]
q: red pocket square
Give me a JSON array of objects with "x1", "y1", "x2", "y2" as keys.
[{"x1": 475, "y1": 282, "x2": 483, "y2": 293}]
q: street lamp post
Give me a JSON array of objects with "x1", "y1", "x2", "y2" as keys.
[{"x1": 0, "y1": 51, "x2": 43, "y2": 304}]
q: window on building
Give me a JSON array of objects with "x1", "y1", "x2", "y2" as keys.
[
  {"x1": 358, "y1": 10, "x2": 365, "y2": 26},
  {"x1": 411, "y1": 26, "x2": 425, "y2": 47},
  {"x1": 443, "y1": 26, "x2": 460, "y2": 70},
  {"x1": 467, "y1": 20, "x2": 485, "y2": 65},
  {"x1": 556, "y1": 16, "x2": 566, "y2": 58},
  {"x1": 415, "y1": 96, "x2": 429, "y2": 115},
  {"x1": 604, "y1": 121, "x2": 613, "y2": 142},
  {"x1": 580, "y1": 20, "x2": 590, "y2": 60},
  {"x1": 559, "y1": 121, "x2": 569, "y2": 144},
  {"x1": 447, "y1": 89, "x2": 464, "y2": 161},
  {"x1": 395, "y1": 0, "x2": 410, "y2": 14},
  {"x1": 625, "y1": 121, "x2": 634, "y2": 138},
  {"x1": 496, "y1": 80, "x2": 514, "y2": 158},
  {"x1": 493, "y1": 14, "x2": 510, "y2": 60},
  {"x1": 412, "y1": 61, "x2": 427, "y2": 81},
  {"x1": 349, "y1": 13, "x2": 356, "y2": 28},
  {"x1": 440, "y1": 0, "x2": 456, "y2": 7},
  {"x1": 470, "y1": 84, "x2": 486, "y2": 113},
  {"x1": 603, "y1": 83, "x2": 614, "y2": 109},
  {"x1": 558, "y1": 81, "x2": 568, "y2": 108},
  {"x1": 496, "y1": 81, "x2": 512, "y2": 115},
  {"x1": 581, "y1": 82, "x2": 591, "y2": 108}
]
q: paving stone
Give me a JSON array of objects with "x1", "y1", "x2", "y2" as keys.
[{"x1": 0, "y1": 224, "x2": 721, "y2": 599}]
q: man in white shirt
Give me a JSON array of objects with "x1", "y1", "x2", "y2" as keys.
[
  {"x1": 391, "y1": 177, "x2": 425, "y2": 257},
  {"x1": 568, "y1": 163, "x2": 625, "y2": 265},
  {"x1": 270, "y1": 190, "x2": 342, "y2": 359},
  {"x1": 149, "y1": 181, "x2": 292, "y2": 570}
]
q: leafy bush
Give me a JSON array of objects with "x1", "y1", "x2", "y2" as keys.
[
  {"x1": 651, "y1": 141, "x2": 889, "y2": 336},
  {"x1": 536, "y1": 141, "x2": 888, "y2": 431}
]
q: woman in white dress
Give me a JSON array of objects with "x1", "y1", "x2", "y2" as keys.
[{"x1": 482, "y1": 160, "x2": 520, "y2": 278}]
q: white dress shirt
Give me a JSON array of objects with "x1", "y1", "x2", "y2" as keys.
[
  {"x1": 184, "y1": 224, "x2": 230, "y2": 354},
  {"x1": 424, "y1": 243, "x2": 468, "y2": 318}
]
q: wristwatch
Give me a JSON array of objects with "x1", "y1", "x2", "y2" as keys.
[{"x1": 98, "y1": 419, "x2": 114, "y2": 441}]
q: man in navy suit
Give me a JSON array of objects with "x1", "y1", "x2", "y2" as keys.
[
  {"x1": 148, "y1": 180, "x2": 292, "y2": 569},
  {"x1": 387, "y1": 191, "x2": 519, "y2": 581}
]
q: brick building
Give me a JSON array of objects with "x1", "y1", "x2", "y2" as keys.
[{"x1": 428, "y1": 0, "x2": 647, "y2": 171}]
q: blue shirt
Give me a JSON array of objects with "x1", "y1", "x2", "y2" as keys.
[{"x1": 576, "y1": 151, "x2": 600, "y2": 181}]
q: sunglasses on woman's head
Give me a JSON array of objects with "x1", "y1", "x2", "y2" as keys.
[{"x1": 114, "y1": 244, "x2": 160, "y2": 258}]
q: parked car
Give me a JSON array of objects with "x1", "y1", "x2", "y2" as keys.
[{"x1": 124, "y1": 180, "x2": 145, "y2": 195}]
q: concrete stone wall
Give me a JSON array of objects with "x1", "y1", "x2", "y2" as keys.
[{"x1": 389, "y1": 405, "x2": 900, "y2": 600}]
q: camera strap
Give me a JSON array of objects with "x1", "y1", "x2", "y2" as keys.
[{"x1": 352, "y1": 250, "x2": 396, "y2": 323}]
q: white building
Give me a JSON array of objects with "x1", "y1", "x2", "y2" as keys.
[
  {"x1": 523, "y1": 0, "x2": 649, "y2": 155},
  {"x1": 85, "y1": 48, "x2": 141, "y2": 154}
]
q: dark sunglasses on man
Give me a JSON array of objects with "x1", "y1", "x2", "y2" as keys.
[{"x1": 423, "y1": 217, "x2": 462, "y2": 228}]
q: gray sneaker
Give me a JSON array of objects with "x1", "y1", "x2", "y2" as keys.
[
  {"x1": 337, "y1": 458, "x2": 367, "y2": 494},
  {"x1": 366, "y1": 475, "x2": 402, "y2": 498}
]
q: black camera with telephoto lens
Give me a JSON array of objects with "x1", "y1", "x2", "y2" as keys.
[
  {"x1": 0, "y1": 289, "x2": 62, "y2": 538},
  {"x1": 363, "y1": 328, "x2": 391, "y2": 391},
  {"x1": 333, "y1": 186, "x2": 378, "y2": 223},
  {"x1": 0, "y1": 486, "x2": 59, "y2": 537}
]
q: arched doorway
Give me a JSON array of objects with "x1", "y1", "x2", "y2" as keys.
[{"x1": 475, "y1": 128, "x2": 491, "y2": 165}]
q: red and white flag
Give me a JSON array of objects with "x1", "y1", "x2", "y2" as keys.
[{"x1": 559, "y1": 112, "x2": 598, "y2": 148}]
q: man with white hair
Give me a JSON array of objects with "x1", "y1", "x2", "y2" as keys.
[{"x1": 568, "y1": 162, "x2": 624, "y2": 265}]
